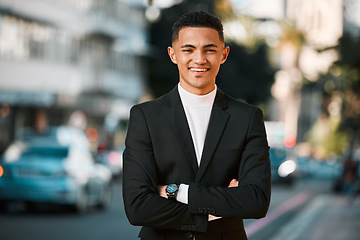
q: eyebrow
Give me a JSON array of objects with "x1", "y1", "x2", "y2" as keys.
[
  {"x1": 204, "y1": 44, "x2": 218, "y2": 48},
  {"x1": 180, "y1": 44, "x2": 219, "y2": 48}
]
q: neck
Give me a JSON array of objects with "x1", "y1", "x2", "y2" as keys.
[{"x1": 179, "y1": 82, "x2": 215, "y2": 96}]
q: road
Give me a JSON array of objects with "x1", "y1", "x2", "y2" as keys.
[
  {"x1": 0, "y1": 181, "x2": 140, "y2": 240},
  {"x1": 0, "y1": 178, "x2": 355, "y2": 240},
  {"x1": 245, "y1": 179, "x2": 333, "y2": 240}
]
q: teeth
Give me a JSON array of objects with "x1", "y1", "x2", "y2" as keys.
[{"x1": 190, "y1": 68, "x2": 208, "y2": 72}]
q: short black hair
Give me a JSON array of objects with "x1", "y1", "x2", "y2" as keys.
[{"x1": 172, "y1": 11, "x2": 224, "y2": 43}]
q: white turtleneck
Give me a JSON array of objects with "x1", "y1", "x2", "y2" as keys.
[
  {"x1": 176, "y1": 83, "x2": 216, "y2": 207},
  {"x1": 178, "y1": 83, "x2": 217, "y2": 165}
]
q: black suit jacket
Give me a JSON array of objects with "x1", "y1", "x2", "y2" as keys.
[{"x1": 123, "y1": 86, "x2": 271, "y2": 240}]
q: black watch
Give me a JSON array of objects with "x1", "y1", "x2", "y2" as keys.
[{"x1": 165, "y1": 183, "x2": 179, "y2": 199}]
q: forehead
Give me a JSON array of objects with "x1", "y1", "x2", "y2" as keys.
[{"x1": 176, "y1": 27, "x2": 222, "y2": 45}]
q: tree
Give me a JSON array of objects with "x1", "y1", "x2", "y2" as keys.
[
  {"x1": 216, "y1": 41, "x2": 275, "y2": 104},
  {"x1": 311, "y1": 32, "x2": 360, "y2": 157},
  {"x1": 335, "y1": 33, "x2": 360, "y2": 155}
]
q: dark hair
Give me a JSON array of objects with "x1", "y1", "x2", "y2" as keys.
[{"x1": 172, "y1": 11, "x2": 224, "y2": 43}]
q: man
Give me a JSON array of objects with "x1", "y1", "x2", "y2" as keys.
[{"x1": 123, "y1": 11, "x2": 271, "y2": 240}]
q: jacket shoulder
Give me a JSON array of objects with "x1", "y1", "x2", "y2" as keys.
[
  {"x1": 131, "y1": 93, "x2": 169, "y2": 111},
  {"x1": 131, "y1": 87, "x2": 178, "y2": 112},
  {"x1": 224, "y1": 93, "x2": 261, "y2": 113}
]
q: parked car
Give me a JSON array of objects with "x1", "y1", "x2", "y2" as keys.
[
  {"x1": 0, "y1": 126, "x2": 113, "y2": 213},
  {"x1": 269, "y1": 147, "x2": 297, "y2": 185}
]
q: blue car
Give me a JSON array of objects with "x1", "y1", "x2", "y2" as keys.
[{"x1": 0, "y1": 126, "x2": 112, "y2": 213}]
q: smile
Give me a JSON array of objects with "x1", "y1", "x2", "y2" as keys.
[{"x1": 189, "y1": 68, "x2": 209, "y2": 72}]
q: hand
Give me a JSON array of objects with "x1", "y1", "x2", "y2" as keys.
[
  {"x1": 158, "y1": 185, "x2": 168, "y2": 198},
  {"x1": 228, "y1": 179, "x2": 239, "y2": 188}
]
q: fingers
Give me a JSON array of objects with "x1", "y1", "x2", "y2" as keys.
[
  {"x1": 228, "y1": 179, "x2": 239, "y2": 188},
  {"x1": 158, "y1": 185, "x2": 167, "y2": 198}
]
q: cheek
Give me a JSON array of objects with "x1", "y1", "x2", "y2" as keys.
[
  {"x1": 210, "y1": 59, "x2": 222, "y2": 69},
  {"x1": 209, "y1": 55, "x2": 222, "y2": 64},
  {"x1": 177, "y1": 59, "x2": 190, "y2": 69}
]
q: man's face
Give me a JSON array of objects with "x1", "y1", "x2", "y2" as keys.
[{"x1": 168, "y1": 27, "x2": 230, "y2": 95}]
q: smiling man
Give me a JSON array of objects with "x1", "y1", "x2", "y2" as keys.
[
  {"x1": 123, "y1": 11, "x2": 271, "y2": 240},
  {"x1": 168, "y1": 25, "x2": 229, "y2": 95}
]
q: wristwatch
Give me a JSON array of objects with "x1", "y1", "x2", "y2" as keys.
[{"x1": 165, "y1": 183, "x2": 179, "y2": 199}]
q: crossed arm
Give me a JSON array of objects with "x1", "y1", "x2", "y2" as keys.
[
  {"x1": 158, "y1": 179, "x2": 239, "y2": 199},
  {"x1": 123, "y1": 105, "x2": 271, "y2": 232},
  {"x1": 158, "y1": 179, "x2": 239, "y2": 221}
]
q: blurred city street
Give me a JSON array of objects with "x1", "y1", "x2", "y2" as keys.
[
  {"x1": 1, "y1": 177, "x2": 359, "y2": 240},
  {"x1": 245, "y1": 179, "x2": 360, "y2": 240},
  {"x1": 0, "y1": 0, "x2": 360, "y2": 239}
]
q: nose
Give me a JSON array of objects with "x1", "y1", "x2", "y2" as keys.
[{"x1": 193, "y1": 51, "x2": 207, "y2": 64}]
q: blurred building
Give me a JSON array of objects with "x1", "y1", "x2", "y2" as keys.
[
  {"x1": 0, "y1": 0, "x2": 149, "y2": 152},
  {"x1": 283, "y1": 0, "x2": 343, "y2": 144},
  {"x1": 231, "y1": 0, "x2": 344, "y2": 146}
]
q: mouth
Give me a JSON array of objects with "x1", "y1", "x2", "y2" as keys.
[{"x1": 189, "y1": 67, "x2": 209, "y2": 73}]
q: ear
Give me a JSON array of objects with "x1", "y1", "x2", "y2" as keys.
[
  {"x1": 168, "y1": 46, "x2": 177, "y2": 64},
  {"x1": 220, "y1": 46, "x2": 230, "y2": 64}
]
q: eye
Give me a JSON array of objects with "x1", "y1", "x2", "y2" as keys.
[
  {"x1": 182, "y1": 49, "x2": 193, "y2": 53},
  {"x1": 206, "y1": 49, "x2": 216, "y2": 53}
]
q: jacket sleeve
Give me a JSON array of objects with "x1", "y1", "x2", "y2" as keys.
[
  {"x1": 187, "y1": 107, "x2": 271, "y2": 219},
  {"x1": 122, "y1": 105, "x2": 208, "y2": 232}
]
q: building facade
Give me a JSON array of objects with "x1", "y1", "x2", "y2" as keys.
[{"x1": 0, "y1": 0, "x2": 148, "y2": 152}]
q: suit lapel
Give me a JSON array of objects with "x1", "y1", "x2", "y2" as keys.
[
  {"x1": 196, "y1": 90, "x2": 229, "y2": 182},
  {"x1": 164, "y1": 87, "x2": 198, "y2": 175}
]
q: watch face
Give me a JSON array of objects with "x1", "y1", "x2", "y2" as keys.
[{"x1": 166, "y1": 184, "x2": 178, "y2": 193}]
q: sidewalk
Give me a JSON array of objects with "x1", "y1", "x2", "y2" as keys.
[{"x1": 308, "y1": 194, "x2": 360, "y2": 240}]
